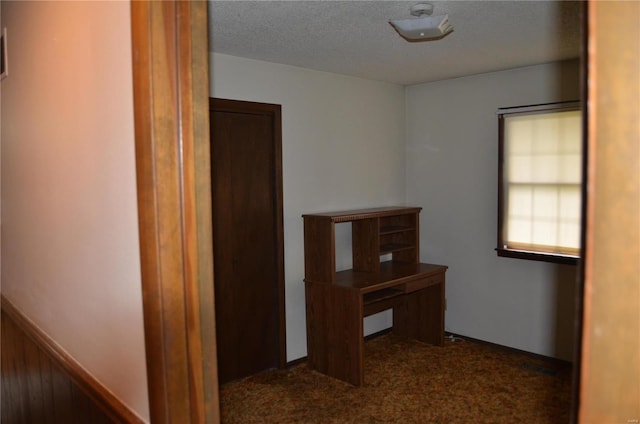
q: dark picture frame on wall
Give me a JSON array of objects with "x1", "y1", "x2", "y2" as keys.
[{"x1": 1, "y1": 27, "x2": 8, "y2": 80}]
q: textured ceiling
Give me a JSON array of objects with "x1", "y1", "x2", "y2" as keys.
[{"x1": 208, "y1": 1, "x2": 582, "y2": 86}]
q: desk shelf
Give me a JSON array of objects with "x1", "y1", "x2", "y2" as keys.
[
  {"x1": 363, "y1": 287, "x2": 404, "y2": 305},
  {"x1": 303, "y1": 207, "x2": 421, "y2": 280},
  {"x1": 380, "y1": 225, "x2": 413, "y2": 234},
  {"x1": 363, "y1": 288, "x2": 405, "y2": 317},
  {"x1": 380, "y1": 243, "x2": 414, "y2": 255}
]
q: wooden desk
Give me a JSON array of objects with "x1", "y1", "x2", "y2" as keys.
[
  {"x1": 303, "y1": 207, "x2": 447, "y2": 385},
  {"x1": 305, "y1": 263, "x2": 447, "y2": 386}
]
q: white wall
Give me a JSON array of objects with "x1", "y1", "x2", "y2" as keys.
[
  {"x1": 1, "y1": 1, "x2": 149, "y2": 421},
  {"x1": 211, "y1": 53, "x2": 407, "y2": 360},
  {"x1": 405, "y1": 60, "x2": 581, "y2": 360}
]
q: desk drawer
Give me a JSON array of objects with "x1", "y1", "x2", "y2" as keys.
[{"x1": 403, "y1": 272, "x2": 445, "y2": 293}]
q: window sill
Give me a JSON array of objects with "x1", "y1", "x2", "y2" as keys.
[{"x1": 496, "y1": 248, "x2": 579, "y2": 265}]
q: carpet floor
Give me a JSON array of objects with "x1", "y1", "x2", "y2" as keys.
[{"x1": 220, "y1": 334, "x2": 573, "y2": 423}]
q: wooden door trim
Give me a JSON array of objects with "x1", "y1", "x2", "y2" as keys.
[
  {"x1": 211, "y1": 97, "x2": 287, "y2": 369},
  {"x1": 579, "y1": 1, "x2": 640, "y2": 422},
  {"x1": 131, "y1": 1, "x2": 219, "y2": 422}
]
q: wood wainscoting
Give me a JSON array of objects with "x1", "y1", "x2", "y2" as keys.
[{"x1": 1, "y1": 296, "x2": 144, "y2": 424}]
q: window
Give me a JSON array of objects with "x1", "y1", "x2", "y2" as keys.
[{"x1": 497, "y1": 101, "x2": 582, "y2": 264}]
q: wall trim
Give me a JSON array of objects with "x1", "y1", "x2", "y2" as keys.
[
  {"x1": 445, "y1": 332, "x2": 573, "y2": 368},
  {"x1": 0, "y1": 295, "x2": 145, "y2": 424}
]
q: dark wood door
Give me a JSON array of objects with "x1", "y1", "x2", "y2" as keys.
[{"x1": 210, "y1": 98, "x2": 285, "y2": 384}]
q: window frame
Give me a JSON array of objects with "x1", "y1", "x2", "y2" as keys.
[{"x1": 497, "y1": 101, "x2": 582, "y2": 265}]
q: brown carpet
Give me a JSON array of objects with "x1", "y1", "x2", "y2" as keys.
[{"x1": 220, "y1": 334, "x2": 573, "y2": 423}]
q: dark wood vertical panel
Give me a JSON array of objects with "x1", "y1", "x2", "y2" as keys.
[
  {"x1": 1, "y1": 309, "x2": 23, "y2": 423},
  {"x1": 305, "y1": 281, "x2": 364, "y2": 386},
  {"x1": 130, "y1": 0, "x2": 219, "y2": 422},
  {"x1": 24, "y1": 331, "x2": 46, "y2": 423},
  {"x1": 329, "y1": 287, "x2": 364, "y2": 386},
  {"x1": 38, "y1": 348, "x2": 56, "y2": 424},
  {"x1": 70, "y1": 384, "x2": 92, "y2": 423},
  {"x1": 353, "y1": 218, "x2": 380, "y2": 273},
  {"x1": 11, "y1": 313, "x2": 31, "y2": 423},
  {"x1": 303, "y1": 218, "x2": 336, "y2": 282},
  {"x1": 271, "y1": 102, "x2": 287, "y2": 372},
  {"x1": 304, "y1": 281, "x2": 325, "y2": 374},
  {"x1": 49, "y1": 362, "x2": 74, "y2": 424},
  {"x1": 1, "y1": 313, "x2": 12, "y2": 423}
]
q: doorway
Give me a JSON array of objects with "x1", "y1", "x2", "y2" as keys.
[{"x1": 209, "y1": 98, "x2": 286, "y2": 384}]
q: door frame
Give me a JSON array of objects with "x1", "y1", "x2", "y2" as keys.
[
  {"x1": 578, "y1": 1, "x2": 640, "y2": 422},
  {"x1": 130, "y1": 1, "x2": 219, "y2": 422},
  {"x1": 210, "y1": 97, "x2": 287, "y2": 374}
]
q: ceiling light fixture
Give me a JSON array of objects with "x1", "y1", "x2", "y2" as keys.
[{"x1": 389, "y1": 2, "x2": 453, "y2": 41}]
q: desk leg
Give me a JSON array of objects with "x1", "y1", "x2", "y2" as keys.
[
  {"x1": 305, "y1": 281, "x2": 364, "y2": 386},
  {"x1": 394, "y1": 281, "x2": 445, "y2": 346}
]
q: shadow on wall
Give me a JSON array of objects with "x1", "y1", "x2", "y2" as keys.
[
  {"x1": 552, "y1": 0, "x2": 582, "y2": 100},
  {"x1": 551, "y1": 0, "x2": 582, "y2": 362},
  {"x1": 553, "y1": 264, "x2": 580, "y2": 361}
]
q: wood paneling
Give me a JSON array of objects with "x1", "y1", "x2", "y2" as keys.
[{"x1": 1, "y1": 296, "x2": 139, "y2": 424}]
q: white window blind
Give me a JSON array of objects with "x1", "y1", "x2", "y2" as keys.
[{"x1": 499, "y1": 104, "x2": 582, "y2": 260}]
